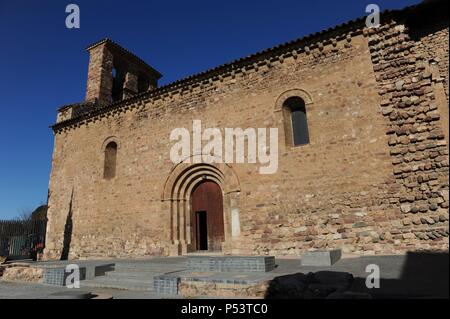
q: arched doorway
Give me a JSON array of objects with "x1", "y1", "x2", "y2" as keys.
[
  {"x1": 162, "y1": 162, "x2": 241, "y2": 255},
  {"x1": 191, "y1": 180, "x2": 224, "y2": 251}
]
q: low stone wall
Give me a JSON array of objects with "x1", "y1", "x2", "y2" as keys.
[
  {"x1": 1, "y1": 264, "x2": 44, "y2": 283},
  {"x1": 179, "y1": 280, "x2": 269, "y2": 298},
  {"x1": 178, "y1": 270, "x2": 357, "y2": 299}
]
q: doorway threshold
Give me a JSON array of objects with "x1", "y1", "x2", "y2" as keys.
[{"x1": 186, "y1": 251, "x2": 224, "y2": 257}]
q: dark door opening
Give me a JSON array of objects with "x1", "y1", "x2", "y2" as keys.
[
  {"x1": 195, "y1": 211, "x2": 208, "y2": 251},
  {"x1": 191, "y1": 180, "x2": 224, "y2": 252}
]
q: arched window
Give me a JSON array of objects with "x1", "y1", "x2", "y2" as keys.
[
  {"x1": 283, "y1": 96, "x2": 310, "y2": 146},
  {"x1": 103, "y1": 141, "x2": 117, "y2": 179}
]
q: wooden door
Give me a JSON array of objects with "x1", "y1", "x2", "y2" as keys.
[{"x1": 191, "y1": 181, "x2": 224, "y2": 251}]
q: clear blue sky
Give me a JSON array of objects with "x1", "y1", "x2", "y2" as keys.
[{"x1": 0, "y1": 0, "x2": 420, "y2": 219}]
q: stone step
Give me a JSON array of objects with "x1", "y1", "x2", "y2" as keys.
[
  {"x1": 103, "y1": 275, "x2": 156, "y2": 283},
  {"x1": 187, "y1": 255, "x2": 276, "y2": 272},
  {"x1": 93, "y1": 275, "x2": 154, "y2": 285},
  {"x1": 105, "y1": 271, "x2": 161, "y2": 279},
  {"x1": 81, "y1": 278, "x2": 154, "y2": 291},
  {"x1": 110, "y1": 268, "x2": 177, "y2": 275},
  {"x1": 81, "y1": 281, "x2": 153, "y2": 291},
  {"x1": 106, "y1": 268, "x2": 166, "y2": 274},
  {"x1": 75, "y1": 260, "x2": 188, "y2": 292},
  {"x1": 114, "y1": 263, "x2": 165, "y2": 268},
  {"x1": 113, "y1": 265, "x2": 185, "y2": 272}
]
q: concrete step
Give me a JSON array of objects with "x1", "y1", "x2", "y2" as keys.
[
  {"x1": 114, "y1": 264, "x2": 162, "y2": 268},
  {"x1": 105, "y1": 271, "x2": 162, "y2": 279},
  {"x1": 81, "y1": 278, "x2": 154, "y2": 291},
  {"x1": 115, "y1": 262, "x2": 187, "y2": 268},
  {"x1": 110, "y1": 268, "x2": 170, "y2": 274},
  {"x1": 94, "y1": 275, "x2": 154, "y2": 285},
  {"x1": 81, "y1": 281, "x2": 153, "y2": 291},
  {"x1": 78, "y1": 261, "x2": 187, "y2": 292},
  {"x1": 187, "y1": 255, "x2": 276, "y2": 272},
  {"x1": 109, "y1": 267, "x2": 187, "y2": 277}
]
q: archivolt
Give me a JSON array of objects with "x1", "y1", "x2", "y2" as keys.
[
  {"x1": 274, "y1": 88, "x2": 313, "y2": 112},
  {"x1": 162, "y1": 159, "x2": 241, "y2": 254},
  {"x1": 162, "y1": 160, "x2": 240, "y2": 201},
  {"x1": 101, "y1": 136, "x2": 120, "y2": 151}
]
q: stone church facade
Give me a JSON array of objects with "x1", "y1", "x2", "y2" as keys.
[{"x1": 44, "y1": 1, "x2": 449, "y2": 260}]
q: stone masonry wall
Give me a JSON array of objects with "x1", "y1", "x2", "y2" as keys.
[
  {"x1": 44, "y1": 4, "x2": 449, "y2": 260},
  {"x1": 363, "y1": 15, "x2": 449, "y2": 252},
  {"x1": 85, "y1": 44, "x2": 113, "y2": 106},
  {"x1": 410, "y1": 20, "x2": 449, "y2": 145},
  {"x1": 409, "y1": 17, "x2": 449, "y2": 103},
  {"x1": 1, "y1": 265, "x2": 44, "y2": 283}
]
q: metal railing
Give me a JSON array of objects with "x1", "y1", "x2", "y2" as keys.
[{"x1": 0, "y1": 219, "x2": 47, "y2": 261}]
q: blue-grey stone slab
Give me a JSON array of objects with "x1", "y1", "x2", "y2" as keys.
[
  {"x1": 42, "y1": 266, "x2": 87, "y2": 286},
  {"x1": 153, "y1": 275, "x2": 180, "y2": 295},
  {"x1": 187, "y1": 255, "x2": 276, "y2": 272},
  {"x1": 300, "y1": 249, "x2": 342, "y2": 266}
]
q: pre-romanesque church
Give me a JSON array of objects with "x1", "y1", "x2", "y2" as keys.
[{"x1": 44, "y1": 1, "x2": 449, "y2": 260}]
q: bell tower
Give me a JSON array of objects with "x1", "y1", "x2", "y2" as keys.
[{"x1": 85, "y1": 38, "x2": 162, "y2": 106}]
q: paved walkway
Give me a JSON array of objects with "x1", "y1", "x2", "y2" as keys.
[
  {"x1": 0, "y1": 252, "x2": 448, "y2": 299},
  {"x1": 0, "y1": 281, "x2": 170, "y2": 299}
]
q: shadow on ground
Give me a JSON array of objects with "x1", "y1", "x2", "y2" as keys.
[
  {"x1": 353, "y1": 251, "x2": 449, "y2": 299},
  {"x1": 265, "y1": 251, "x2": 449, "y2": 299}
]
